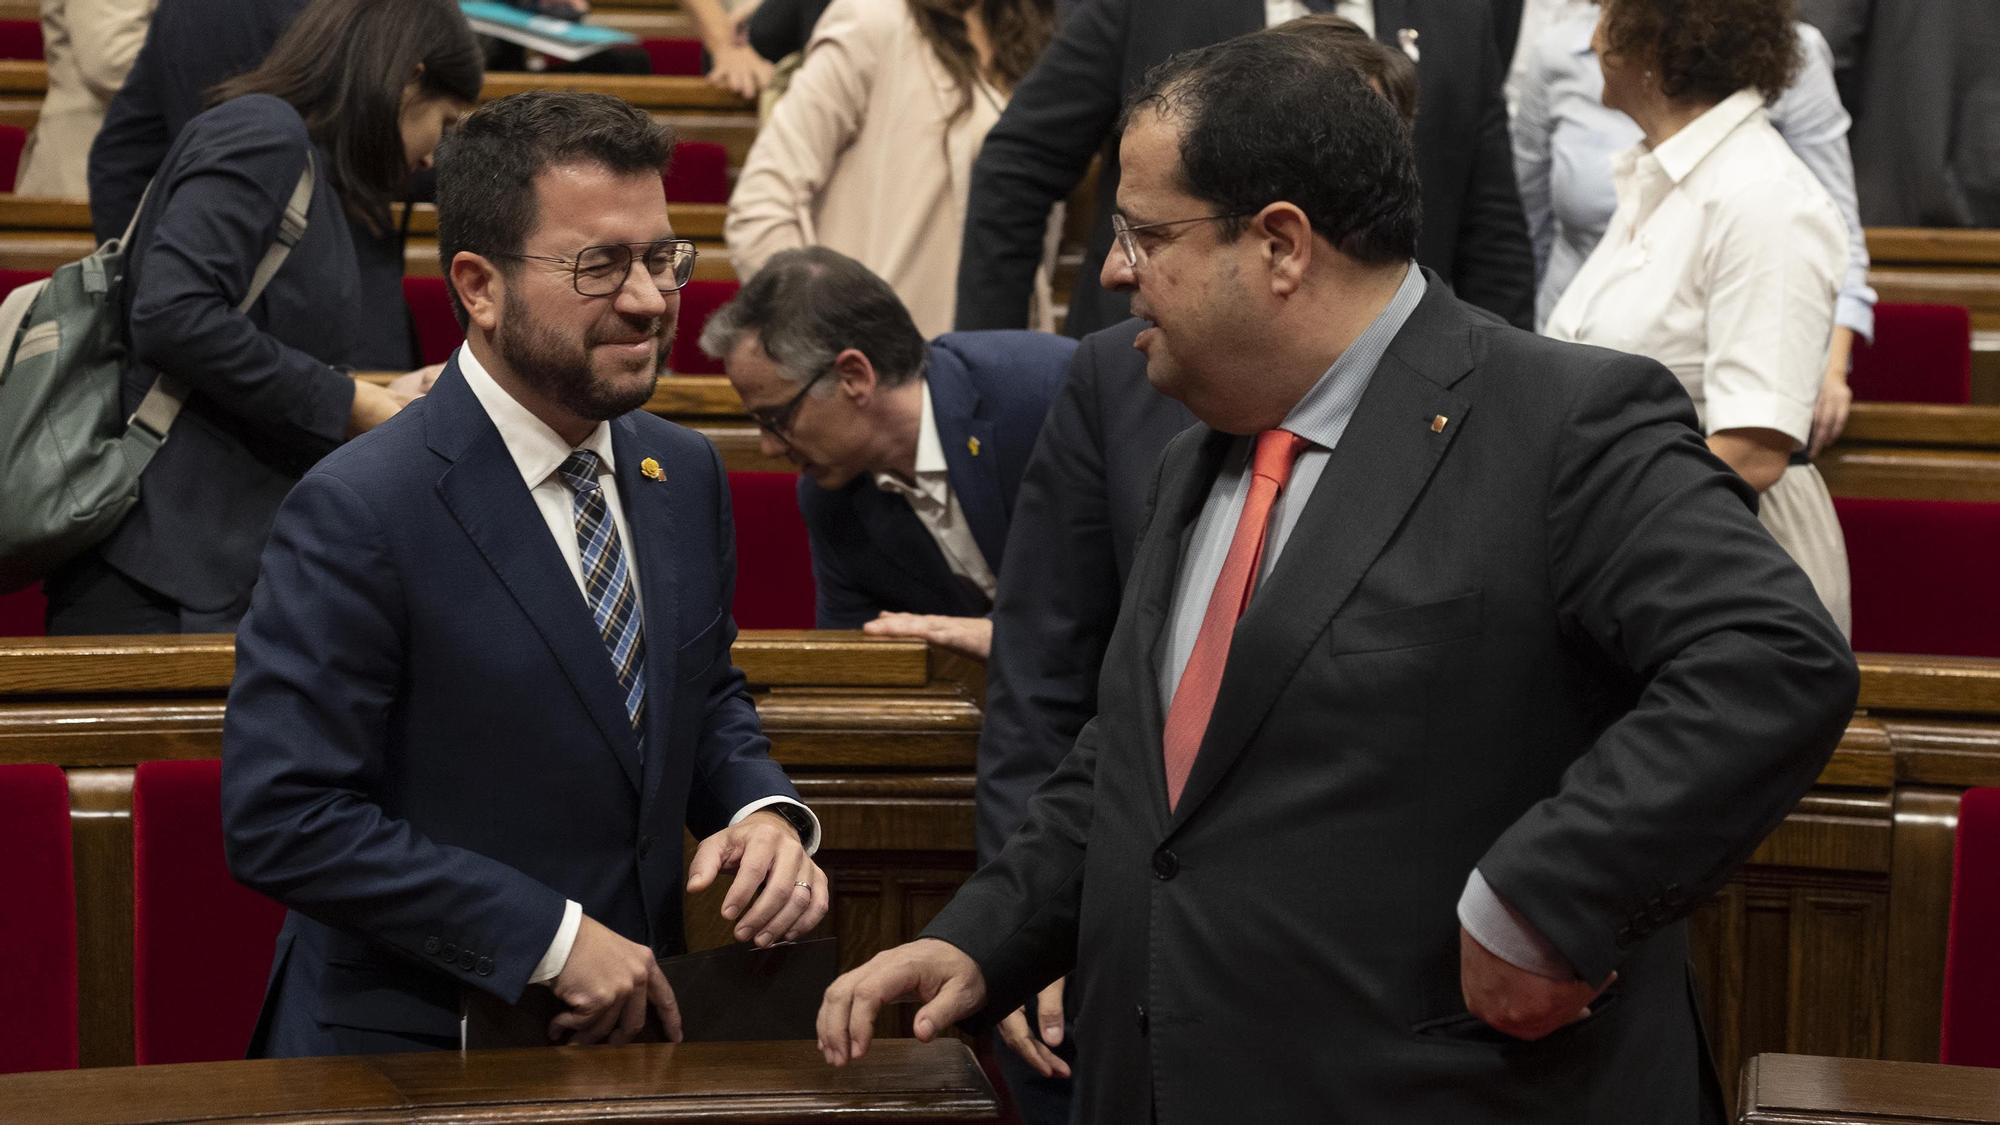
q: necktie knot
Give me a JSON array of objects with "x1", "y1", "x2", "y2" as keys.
[
  {"x1": 1250, "y1": 428, "x2": 1309, "y2": 490},
  {"x1": 557, "y1": 451, "x2": 603, "y2": 494}
]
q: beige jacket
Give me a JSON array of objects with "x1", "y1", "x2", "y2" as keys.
[
  {"x1": 17, "y1": 0, "x2": 154, "y2": 199},
  {"x1": 724, "y1": 0, "x2": 1053, "y2": 337}
]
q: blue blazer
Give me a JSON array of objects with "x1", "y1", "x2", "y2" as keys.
[
  {"x1": 797, "y1": 330, "x2": 1075, "y2": 628},
  {"x1": 221, "y1": 358, "x2": 799, "y2": 1054}
]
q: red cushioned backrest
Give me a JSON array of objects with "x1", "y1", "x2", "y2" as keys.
[
  {"x1": 642, "y1": 37, "x2": 703, "y2": 76},
  {"x1": 1850, "y1": 303, "x2": 1973, "y2": 405},
  {"x1": 1943, "y1": 787, "x2": 2000, "y2": 1067},
  {"x1": 0, "y1": 765, "x2": 77, "y2": 1074},
  {"x1": 0, "y1": 584, "x2": 45, "y2": 636},
  {"x1": 664, "y1": 140, "x2": 729, "y2": 205},
  {"x1": 0, "y1": 267, "x2": 48, "y2": 295},
  {"x1": 0, "y1": 125, "x2": 26, "y2": 193},
  {"x1": 728, "y1": 471, "x2": 815, "y2": 629},
  {"x1": 132, "y1": 760, "x2": 286, "y2": 1065},
  {"x1": 401, "y1": 276, "x2": 464, "y2": 366},
  {"x1": 1835, "y1": 497, "x2": 2000, "y2": 658},
  {"x1": 0, "y1": 20, "x2": 42, "y2": 60},
  {"x1": 670, "y1": 279, "x2": 737, "y2": 374}
]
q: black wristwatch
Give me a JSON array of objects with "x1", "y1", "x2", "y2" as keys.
[{"x1": 764, "y1": 801, "x2": 815, "y2": 848}]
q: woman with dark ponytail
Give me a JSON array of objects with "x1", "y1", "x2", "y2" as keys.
[{"x1": 724, "y1": 0, "x2": 1057, "y2": 338}]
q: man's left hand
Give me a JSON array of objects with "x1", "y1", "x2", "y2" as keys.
[
  {"x1": 862, "y1": 613, "x2": 992, "y2": 662},
  {"x1": 687, "y1": 811, "x2": 829, "y2": 947},
  {"x1": 1459, "y1": 925, "x2": 1614, "y2": 1041}
]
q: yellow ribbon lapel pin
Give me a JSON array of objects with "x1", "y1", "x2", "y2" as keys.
[{"x1": 967, "y1": 437, "x2": 982, "y2": 457}]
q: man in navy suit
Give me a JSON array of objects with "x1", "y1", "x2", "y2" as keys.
[
  {"x1": 703, "y1": 248, "x2": 1075, "y2": 657},
  {"x1": 222, "y1": 90, "x2": 827, "y2": 1058}
]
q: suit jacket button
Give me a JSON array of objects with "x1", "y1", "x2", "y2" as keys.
[
  {"x1": 424, "y1": 937, "x2": 440, "y2": 955},
  {"x1": 1136, "y1": 1005, "x2": 1149, "y2": 1036},
  {"x1": 459, "y1": 951, "x2": 476, "y2": 971},
  {"x1": 1152, "y1": 849, "x2": 1179, "y2": 880},
  {"x1": 476, "y1": 957, "x2": 494, "y2": 977},
  {"x1": 441, "y1": 943, "x2": 457, "y2": 960}
]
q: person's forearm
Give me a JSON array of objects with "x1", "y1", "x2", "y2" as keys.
[{"x1": 1707, "y1": 428, "x2": 1794, "y2": 493}]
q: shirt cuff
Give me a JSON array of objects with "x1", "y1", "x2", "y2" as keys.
[
  {"x1": 1835, "y1": 292, "x2": 1876, "y2": 344},
  {"x1": 528, "y1": 898, "x2": 583, "y2": 985},
  {"x1": 732, "y1": 796, "x2": 821, "y2": 855},
  {"x1": 1457, "y1": 869, "x2": 1577, "y2": 981}
]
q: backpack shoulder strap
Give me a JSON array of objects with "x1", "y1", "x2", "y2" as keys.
[{"x1": 127, "y1": 153, "x2": 316, "y2": 444}]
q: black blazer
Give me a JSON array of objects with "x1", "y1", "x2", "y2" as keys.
[
  {"x1": 954, "y1": 0, "x2": 1535, "y2": 337},
  {"x1": 928, "y1": 275, "x2": 1855, "y2": 1122},
  {"x1": 95, "y1": 94, "x2": 362, "y2": 623},
  {"x1": 88, "y1": 0, "x2": 414, "y2": 368},
  {"x1": 797, "y1": 331, "x2": 1074, "y2": 627},
  {"x1": 975, "y1": 320, "x2": 1189, "y2": 860}
]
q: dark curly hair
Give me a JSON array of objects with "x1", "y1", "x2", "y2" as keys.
[{"x1": 1597, "y1": 0, "x2": 1800, "y2": 103}]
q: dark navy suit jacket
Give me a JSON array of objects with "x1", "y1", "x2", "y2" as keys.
[
  {"x1": 221, "y1": 358, "x2": 799, "y2": 1054},
  {"x1": 797, "y1": 331, "x2": 1075, "y2": 628},
  {"x1": 88, "y1": 0, "x2": 414, "y2": 368},
  {"x1": 98, "y1": 94, "x2": 362, "y2": 623}
]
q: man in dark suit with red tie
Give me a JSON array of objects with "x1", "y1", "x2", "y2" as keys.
[{"x1": 820, "y1": 30, "x2": 1855, "y2": 1123}]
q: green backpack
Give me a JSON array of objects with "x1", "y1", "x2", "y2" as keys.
[{"x1": 0, "y1": 158, "x2": 314, "y2": 593}]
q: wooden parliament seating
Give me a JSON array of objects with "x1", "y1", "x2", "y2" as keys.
[
  {"x1": 1820, "y1": 403, "x2": 2000, "y2": 502},
  {"x1": 0, "y1": 632, "x2": 983, "y2": 1068},
  {"x1": 1, "y1": 633, "x2": 1998, "y2": 1096},
  {"x1": 1852, "y1": 303, "x2": 1975, "y2": 405},
  {"x1": 0, "y1": 1039, "x2": 1001, "y2": 1124},
  {"x1": 1836, "y1": 498, "x2": 2000, "y2": 658},
  {"x1": 1867, "y1": 228, "x2": 2000, "y2": 402},
  {"x1": 1942, "y1": 788, "x2": 2000, "y2": 1069},
  {"x1": 0, "y1": 763, "x2": 78, "y2": 1075},
  {"x1": 1739, "y1": 1054, "x2": 2000, "y2": 1124}
]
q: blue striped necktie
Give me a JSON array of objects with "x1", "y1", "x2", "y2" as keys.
[{"x1": 556, "y1": 450, "x2": 647, "y2": 735}]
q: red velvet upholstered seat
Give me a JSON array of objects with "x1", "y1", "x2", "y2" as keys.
[
  {"x1": 0, "y1": 267, "x2": 48, "y2": 295},
  {"x1": 1850, "y1": 303, "x2": 1973, "y2": 405},
  {"x1": 132, "y1": 760, "x2": 285, "y2": 1065},
  {"x1": 401, "y1": 276, "x2": 464, "y2": 366},
  {"x1": 1943, "y1": 787, "x2": 2000, "y2": 1068},
  {"x1": 669, "y1": 278, "x2": 737, "y2": 374},
  {"x1": 0, "y1": 20, "x2": 42, "y2": 60},
  {"x1": 0, "y1": 126, "x2": 26, "y2": 192},
  {"x1": 1835, "y1": 497, "x2": 2000, "y2": 658},
  {"x1": 642, "y1": 37, "x2": 703, "y2": 76},
  {"x1": 728, "y1": 471, "x2": 814, "y2": 629},
  {"x1": 0, "y1": 584, "x2": 45, "y2": 636},
  {"x1": 664, "y1": 140, "x2": 729, "y2": 204},
  {"x1": 0, "y1": 764, "x2": 78, "y2": 1074}
]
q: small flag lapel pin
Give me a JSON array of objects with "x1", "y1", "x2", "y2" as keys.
[
  {"x1": 640, "y1": 457, "x2": 665, "y2": 481},
  {"x1": 967, "y1": 436, "x2": 982, "y2": 457},
  {"x1": 1430, "y1": 415, "x2": 1449, "y2": 434}
]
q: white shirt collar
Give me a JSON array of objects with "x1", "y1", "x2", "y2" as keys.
[
  {"x1": 872, "y1": 379, "x2": 945, "y2": 495},
  {"x1": 1647, "y1": 87, "x2": 1768, "y2": 184},
  {"x1": 456, "y1": 343, "x2": 618, "y2": 490}
]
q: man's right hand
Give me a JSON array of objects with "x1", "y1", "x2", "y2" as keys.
[
  {"x1": 347, "y1": 377, "x2": 414, "y2": 438},
  {"x1": 997, "y1": 975, "x2": 1070, "y2": 1078},
  {"x1": 817, "y1": 938, "x2": 986, "y2": 1066},
  {"x1": 548, "y1": 914, "x2": 683, "y2": 1045}
]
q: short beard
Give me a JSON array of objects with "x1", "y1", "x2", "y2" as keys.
[{"x1": 495, "y1": 289, "x2": 670, "y2": 422}]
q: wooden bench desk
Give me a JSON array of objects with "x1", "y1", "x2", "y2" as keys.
[
  {"x1": 1821, "y1": 402, "x2": 2000, "y2": 501},
  {"x1": 0, "y1": 1039, "x2": 998, "y2": 1124},
  {"x1": 1868, "y1": 227, "x2": 2000, "y2": 401},
  {"x1": 1739, "y1": 1053, "x2": 2000, "y2": 1124}
]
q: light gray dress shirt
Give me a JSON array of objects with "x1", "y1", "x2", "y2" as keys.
[{"x1": 1511, "y1": 9, "x2": 1875, "y2": 340}]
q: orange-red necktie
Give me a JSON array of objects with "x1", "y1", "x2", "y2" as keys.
[{"x1": 1161, "y1": 429, "x2": 1310, "y2": 811}]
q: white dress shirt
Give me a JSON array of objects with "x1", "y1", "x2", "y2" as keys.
[
  {"x1": 870, "y1": 379, "x2": 998, "y2": 601},
  {"x1": 1544, "y1": 89, "x2": 1845, "y2": 447},
  {"x1": 1512, "y1": 9, "x2": 1875, "y2": 337},
  {"x1": 1265, "y1": 0, "x2": 1373, "y2": 35},
  {"x1": 458, "y1": 345, "x2": 820, "y2": 984}
]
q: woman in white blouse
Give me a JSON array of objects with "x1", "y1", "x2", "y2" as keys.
[
  {"x1": 1546, "y1": 0, "x2": 1851, "y2": 635},
  {"x1": 724, "y1": 0, "x2": 1055, "y2": 338}
]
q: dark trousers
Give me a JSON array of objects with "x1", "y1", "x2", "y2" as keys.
[{"x1": 43, "y1": 552, "x2": 238, "y2": 635}]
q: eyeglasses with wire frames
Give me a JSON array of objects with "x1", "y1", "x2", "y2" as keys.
[
  {"x1": 489, "y1": 238, "x2": 700, "y2": 296},
  {"x1": 749, "y1": 365, "x2": 834, "y2": 444},
  {"x1": 1110, "y1": 211, "x2": 1252, "y2": 268}
]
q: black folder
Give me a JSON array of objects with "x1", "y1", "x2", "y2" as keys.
[{"x1": 462, "y1": 937, "x2": 838, "y2": 1049}]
